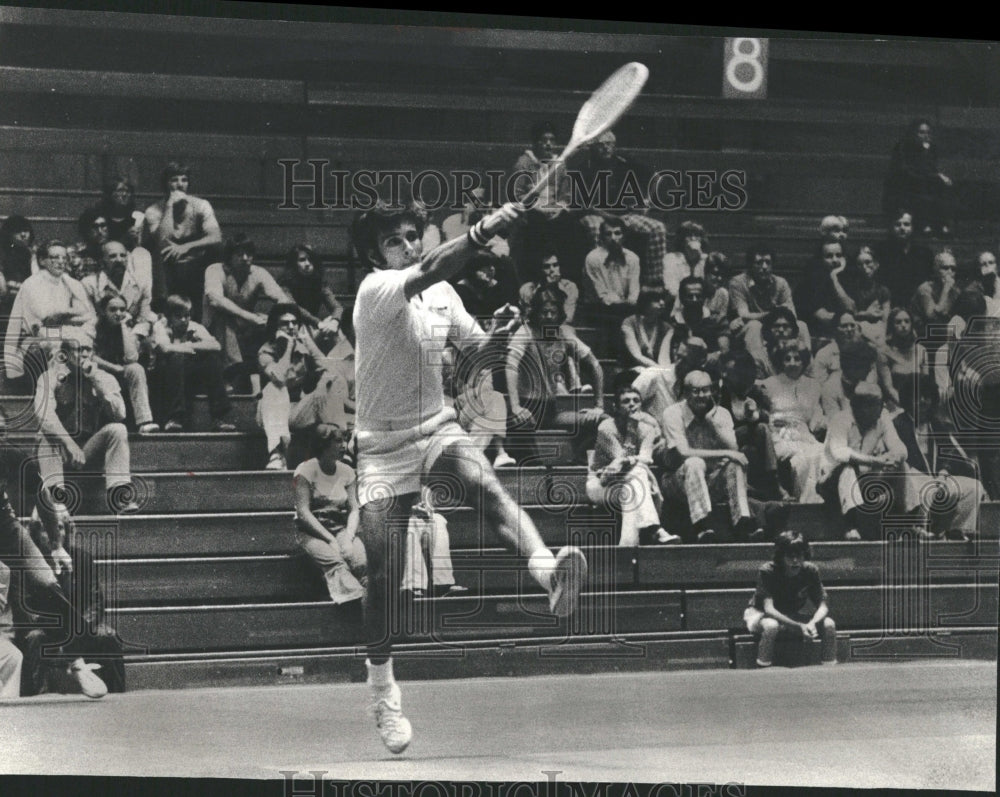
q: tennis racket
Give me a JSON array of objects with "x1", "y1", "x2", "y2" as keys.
[{"x1": 519, "y1": 61, "x2": 650, "y2": 206}]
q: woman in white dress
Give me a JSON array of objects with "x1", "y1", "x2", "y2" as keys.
[{"x1": 760, "y1": 339, "x2": 826, "y2": 503}]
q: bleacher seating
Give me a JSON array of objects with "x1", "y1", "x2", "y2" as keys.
[{"x1": 1, "y1": 10, "x2": 998, "y2": 688}]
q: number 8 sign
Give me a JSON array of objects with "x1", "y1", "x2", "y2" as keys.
[{"x1": 723, "y1": 37, "x2": 768, "y2": 99}]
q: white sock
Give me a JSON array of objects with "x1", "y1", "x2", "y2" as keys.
[
  {"x1": 366, "y1": 658, "x2": 395, "y2": 688},
  {"x1": 528, "y1": 548, "x2": 557, "y2": 590}
]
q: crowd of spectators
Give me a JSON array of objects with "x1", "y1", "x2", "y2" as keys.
[{"x1": 0, "y1": 116, "x2": 995, "y2": 676}]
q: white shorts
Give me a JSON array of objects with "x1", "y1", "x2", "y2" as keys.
[{"x1": 355, "y1": 407, "x2": 476, "y2": 507}]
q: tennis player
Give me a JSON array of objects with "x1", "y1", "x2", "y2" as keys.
[{"x1": 351, "y1": 199, "x2": 587, "y2": 754}]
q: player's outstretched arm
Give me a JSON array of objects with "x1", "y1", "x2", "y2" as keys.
[{"x1": 403, "y1": 204, "x2": 523, "y2": 301}]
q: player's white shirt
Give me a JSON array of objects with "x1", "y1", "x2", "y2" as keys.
[{"x1": 353, "y1": 267, "x2": 486, "y2": 430}]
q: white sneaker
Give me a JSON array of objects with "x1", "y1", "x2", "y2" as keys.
[
  {"x1": 68, "y1": 659, "x2": 108, "y2": 699},
  {"x1": 548, "y1": 546, "x2": 587, "y2": 618},
  {"x1": 370, "y1": 681, "x2": 412, "y2": 754},
  {"x1": 265, "y1": 452, "x2": 287, "y2": 470},
  {"x1": 493, "y1": 452, "x2": 517, "y2": 468}
]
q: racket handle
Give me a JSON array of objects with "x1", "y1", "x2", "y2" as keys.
[{"x1": 471, "y1": 202, "x2": 527, "y2": 245}]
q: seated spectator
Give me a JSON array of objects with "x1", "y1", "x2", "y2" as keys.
[
  {"x1": 19, "y1": 509, "x2": 126, "y2": 696},
  {"x1": 811, "y1": 312, "x2": 894, "y2": 400},
  {"x1": 818, "y1": 382, "x2": 913, "y2": 540},
  {"x1": 883, "y1": 119, "x2": 954, "y2": 237},
  {"x1": 891, "y1": 373, "x2": 983, "y2": 541},
  {"x1": 506, "y1": 285, "x2": 606, "y2": 464},
  {"x1": 401, "y1": 486, "x2": 467, "y2": 598},
  {"x1": 718, "y1": 350, "x2": 781, "y2": 501},
  {"x1": 33, "y1": 330, "x2": 138, "y2": 513},
  {"x1": 292, "y1": 424, "x2": 367, "y2": 604},
  {"x1": 703, "y1": 252, "x2": 731, "y2": 327},
  {"x1": 0, "y1": 560, "x2": 21, "y2": 697},
  {"x1": 727, "y1": 244, "x2": 807, "y2": 372},
  {"x1": 586, "y1": 385, "x2": 679, "y2": 546},
  {"x1": 941, "y1": 316, "x2": 1000, "y2": 499},
  {"x1": 577, "y1": 129, "x2": 669, "y2": 286},
  {"x1": 818, "y1": 214, "x2": 849, "y2": 244},
  {"x1": 881, "y1": 307, "x2": 931, "y2": 392},
  {"x1": 876, "y1": 210, "x2": 933, "y2": 307},
  {"x1": 143, "y1": 161, "x2": 223, "y2": 315},
  {"x1": 670, "y1": 276, "x2": 728, "y2": 354},
  {"x1": 0, "y1": 455, "x2": 107, "y2": 698},
  {"x1": 743, "y1": 531, "x2": 837, "y2": 668},
  {"x1": 518, "y1": 252, "x2": 579, "y2": 324},
  {"x1": 281, "y1": 244, "x2": 345, "y2": 330},
  {"x1": 584, "y1": 217, "x2": 641, "y2": 310},
  {"x1": 794, "y1": 240, "x2": 853, "y2": 345},
  {"x1": 658, "y1": 370, "x2": 758, "y2": 543},
  {"x1": 441, "y1": 187, "x2": 510, "y2": 258},
  {"x1": 454, "y1": 252, "x2": 518, "y2": 323},
  {"x1": 840, "y1": 246, "x2": 891, "y2": 344},
  {"x1": 760, "y1": 340, "x2": 826, "y2": 503},
  {"x1": 820, "y1": 339, "x2": 881, "y2": 419},
  {"x1": 453, "y1": 353, "x2": 515, "y2": 468},
  {"x1": 754, "y1": 307, "x2": 812, "y2": 380},
  {"x1": 621, "y1": 287, "x2": 674, "y2": 372},
  {"x1": 93, "y1": 295, "x2": 159, "y2": 434},
  {"x1": 933, "y1": 288, "x2": 990, "y2": 406},
  {"x1": 911, "y1": 249, "x2": 960, "y2": 341},
  {"x1": 150, "y1": 294, "x2": 236, "y2": 433},
  {"x1": 82, "y1": 239, "x2": 157, "y2": 345},
  {"x1": 95, "y1": 175, "x2": 145, "y2": 250},
  {"x1": 76, "y1": 207, "x2": 112, "y2": 264},
  {"x1": 203, "y1": 234, "x2": 291, "y2": 394},
  {"x1": 975, "y1": 251, "x2": 1000, "y2": 317},
  {"x1": 633, "y1": 333, "x2": 710, "y2": 421},
  {"x1": 510, "y1": 121, "x2": 577, "y2": 282},
  {"x1": 0, "y1": 214, "x2": 38, "y2": 303},
  {"x1": 66, "y1": 242, "x2": 92, "y2": 282},
  {"x1": 662, "y1": 221, "x2": 708, "y2": 300},
  {"x1": 258, "y1": 304, "x2": 351, "y2": 470},
  {"x1": 3, "y1": 240, "x2": 96, "y2": 387}
]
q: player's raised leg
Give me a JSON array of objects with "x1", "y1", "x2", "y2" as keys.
[{"x1": 435, "y1": 440, "x2": 587, "y2": 617}]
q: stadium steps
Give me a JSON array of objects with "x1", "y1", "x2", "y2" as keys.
[{"x1": 81, "y1": 540, "x2": 999, "y2": 606}]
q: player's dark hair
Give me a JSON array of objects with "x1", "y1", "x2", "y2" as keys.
[
  {"x1": 773, "y1": 530, "x2": 811, "y2": 567},
  {"x1": 351, "y1": 201, "x2": 427, "y2": 268}
]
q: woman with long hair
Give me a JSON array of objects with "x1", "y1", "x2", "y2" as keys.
[
  {"x1": 881, "y1": 306, "x2": 931, "y2": 391},
  {"x1": 840, "y1": 245, "x2": 892, "y2": 343}
]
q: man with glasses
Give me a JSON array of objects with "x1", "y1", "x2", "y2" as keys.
[
  {"x1": 33, "y1": 328, "x2": 138, "y2": 514},
  {"x1": 658, "y1": 370, "x2": 757, "y2": 542},
  {"x1": 3, "y1": 240, "x2": 95, "y2": 386},
  {"x1": 911, "y1": 249, "x2": 960, "y2": 340}
]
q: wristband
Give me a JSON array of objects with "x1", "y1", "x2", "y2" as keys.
[{"x1": 467, "y1": 220, "x2": 491, "y2": 248}]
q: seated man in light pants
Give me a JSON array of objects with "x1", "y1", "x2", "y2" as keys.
[
  {"x1": 658, "y1": 370, "x2": 757, "y2": 543},
  {"x1": 587, "y1": 385, "x2": 678, "y2": 546},
  {"x1": 401, "y1": 486, "x2": 465, "y2": 597},
  {"x1": 34, "y1": 329, "x2": 137, "y2": 513},
  {"x1": 0, "y1": 561, "x2": 23, "y2": 697},
  {"x1": 818, "y1": 382, "x2": 914, "y2": 541},
  {"x1": 744, "y1": 530, "x2": 836, "y2": 667},
  {"x1": 258, "y1": 303, "x2": 351, "y2": 470}
]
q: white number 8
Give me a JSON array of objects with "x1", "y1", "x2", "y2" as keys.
[{"x1": 726, "y1": 37, "x2": 764, "y2": 93}]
